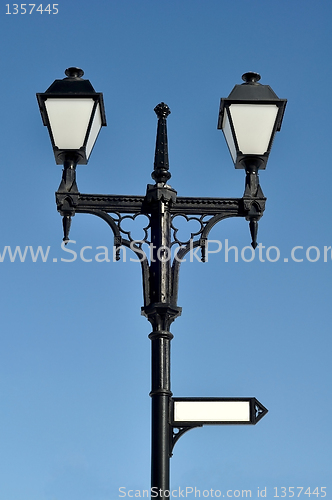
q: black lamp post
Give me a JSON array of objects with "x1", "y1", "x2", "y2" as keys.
[{"x1": 37, "y1": 69, "x2": 286, "y2": 499}]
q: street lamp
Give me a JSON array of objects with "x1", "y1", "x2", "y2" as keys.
[
  {"x1": 37, "y1": 67, "x2": 106, "y2": 165},
  {"x1": 37, "y1": 69, "x2": 286, "y2": 499},
  {"x1": 218, "y1": 71, "x2": 286, "y2": 171}
]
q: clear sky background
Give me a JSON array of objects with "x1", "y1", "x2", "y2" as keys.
[{"x1": 0, "y1": 1, "x2": 331, "y2": 499}]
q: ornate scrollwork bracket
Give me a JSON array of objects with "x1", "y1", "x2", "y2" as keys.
[{"x1": 170, "y1": 425, "x2": 203, "y2": 457}]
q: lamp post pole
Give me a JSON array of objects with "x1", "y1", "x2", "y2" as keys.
[
  {"x1": 37, "y1": 70, "x2": 286, "y2": 499},
  {"x1": 144, "y1": 103, "x2": 180, "y2": 495}
]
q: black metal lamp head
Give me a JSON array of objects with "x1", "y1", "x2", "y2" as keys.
[
  {"x1": 218, "y1": 72, "x2": 287, "y2": 170},
  {"x1": 36, "y1": 67, "x2": 107, "y2": 165}
]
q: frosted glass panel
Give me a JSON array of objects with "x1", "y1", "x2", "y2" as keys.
[
  {"x1": 174, "y1": 401, "x2": 250, "y2": 422},
  {"x1": 222, "y1": 110, "x2": 237, "y2": 163},
  {"x1": 229, "y1": 104, "x2": 278, "y2": 154},
  {"x1": 45, "y1": 98, "x2": 94, "y2": 149},
  {"x1": 86, "y1": 103, "x2": 102, "y2": 159}
]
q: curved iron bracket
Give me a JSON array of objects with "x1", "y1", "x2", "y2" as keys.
[
  {"x1": 79, "y1": 209, "x2": 151, "y2": 308},
  {"x1": 56, "y1": 189, "x2": 265, "y2": 310},
  {"x1": 170, "y1": 425, "x2": 203, "y2": 457},
  {"x1": 56, "y1": 198, "x2": 152, "y2": 308},
  {"x1": 170, "y1": 210, "x2": 246, "y2": 306}
]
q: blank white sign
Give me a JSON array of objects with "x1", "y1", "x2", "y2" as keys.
[{"x1": 173, "y1": 400, "x2": 250, "y2": 423}]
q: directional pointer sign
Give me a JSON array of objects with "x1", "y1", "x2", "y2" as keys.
[{"x1": 171, "y1": 397, "x2": 268, "y2": 426}]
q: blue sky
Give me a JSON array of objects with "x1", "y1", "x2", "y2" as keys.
[{"x1": 0, "y1": 1, "x2": 331, "y2": 499}]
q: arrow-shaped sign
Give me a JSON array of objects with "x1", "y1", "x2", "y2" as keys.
[{"x1": 171, "y1": 397, "x2": 268, "y2": 426}]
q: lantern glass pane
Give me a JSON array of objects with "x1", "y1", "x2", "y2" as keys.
[
  {"x1": 86, "y1": 103, "x2": 102, "y2": 159},
  {"x1": 229, "y1": 104, "x2": 278, "y2": 155},
  {"x1": 222, "y1": 110, "x2": 237, "y2": 162},
  {"x1": 45, "y1": 98, "x2": 94, "y2": 150}
]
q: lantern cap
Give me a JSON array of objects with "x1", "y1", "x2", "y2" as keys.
[
  {"x1": 225, "y1": 73, "x2": 280, "y2": 101},
  {"x1": 43, "y1": 67, "x2": 97, "y2": 95},
  {"x1": 65, "y1": 67, "x2": 84, "y2": 79},
  {"x1": 242, "y1": 72, "x2": 261, "y2": 84}
]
